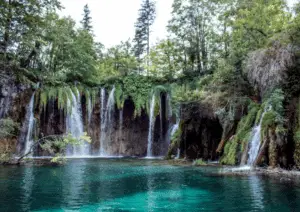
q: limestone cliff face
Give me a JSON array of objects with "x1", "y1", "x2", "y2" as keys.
[
  {"x1": 179, "y1": 103, "x2": 223, "y2": 160},
  {"x1": 0, "y1": 76, "x2": 32, "y2": 156},
  {"x1": 10, "y1": 88, "x2": 171, "y2": 157}
]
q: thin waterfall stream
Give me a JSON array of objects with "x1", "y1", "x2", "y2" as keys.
[
  {"x1": 147, "y1": 94, "x2": 156, "y2": 158},
  {"x1": 87, "y1": 95, "x2": 93, "y2": 125},
  {"x1": 99, "y1": 88, "x2": 106, "y2": 155},
  {"x1": 22, "y1": 92, "x2": 36, "y2": 156},
  {"x1": 171, "y1": 119, "x2": 180, "y2": 159},
  {"x1": 247, "y1": 106, "x2": 271, "y2": 166},
  {"x1": 99, "y1": 87, "x2": 115, "y2": 156}
]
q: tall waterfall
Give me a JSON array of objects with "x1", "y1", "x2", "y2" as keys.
[
  {"x1": 247, "y1": 106, "x2": 270, "y2": 166},
  {"x1": 66, "y1": 89, "x2": 89, "y2": 157},
  {"x1": 23, "y1": 93, "x2": 36, "y2": 155},
  {"x1": 99, "y1": 87, "x2": 115, "y2": 156},
  {"x1": 99, "y1": 88, "x2": 106, "y2": 155},
  {"x1": 147, "y1": 94, "x2": 156, "y2": 158}
]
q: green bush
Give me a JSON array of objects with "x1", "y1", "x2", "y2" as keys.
[
  {"x1": 193, "y1": 159, "x2": 207, "y2": 166},
  {"x1": 221, "y1": 103, "x2": 259, "y2": 165},
  {"x1": 0, "y1": 118, "x2": 19, "y2": 139}
]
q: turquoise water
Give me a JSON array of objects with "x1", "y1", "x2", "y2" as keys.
[{"x1": 1, "y1": 159, "x2": 300, "y2": 212}]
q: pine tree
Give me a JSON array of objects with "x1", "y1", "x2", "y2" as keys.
[
  {"x1": 81, "y1": 4, "x2": 93, "y2": 33},
  {"x1": 133, "y1": 0, "x2": 156, "y2": 73}
]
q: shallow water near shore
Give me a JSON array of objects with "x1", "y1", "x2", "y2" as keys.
[{"x1": 1, "y1": 159, "x2": 300, "y2": 212}]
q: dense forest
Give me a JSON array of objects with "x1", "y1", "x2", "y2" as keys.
[{"x1": 1, "y1": 0, "x2": 300, "y2": 169}]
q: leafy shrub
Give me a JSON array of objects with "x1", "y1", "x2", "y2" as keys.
[
  {"x1": 0, "y1": 118, "x2": 19, "y2": 139},
  {"x1": 193, "y1": 159, "x2": 207, "y2": 166},
  {"x1": 221, "y1": 103, "x2": 259, "y2": 165}
]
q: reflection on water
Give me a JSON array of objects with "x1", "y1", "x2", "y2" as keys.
[
  {"x1": 248, "y1": 175, "x2": 264, "y2": 211},
  {"x1": 21, "y1": 167, "x2": 34, "y2": 212},
  {"x1": 0, "y1": 159, "x2": 300, "y2": 212}
]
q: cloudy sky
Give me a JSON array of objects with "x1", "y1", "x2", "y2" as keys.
[{"x1": 59, "y1": 0, "x2": 297, "y2": 48}]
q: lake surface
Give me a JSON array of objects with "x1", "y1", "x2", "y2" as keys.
[{"x1": 0, "y1": 159, "x2": 300, "y2": 212}]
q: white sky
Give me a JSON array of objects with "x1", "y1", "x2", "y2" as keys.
[
  {"x1": 59, "y1": 0, "x2": 297, "y2": 48},
  {"x1": 59, "y1": 0, "x2": 173, "y2": 48}
]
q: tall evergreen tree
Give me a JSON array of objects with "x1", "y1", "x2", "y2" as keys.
[
  {"x1": 81, "y1": 4, "x2": 93, "y2": 33},
  {"x1": 133, "y1": 0, "x2": 156, "y2": 73}
]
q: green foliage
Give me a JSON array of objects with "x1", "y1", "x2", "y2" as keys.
[
  {"x1": 120, "y1": 75, "x2": 154, "y2": 117},
  {"x1": 231, "y1": 0, "x2": 290, "y2": 60},
  {"x1": 81, "y1": 4, "x2": 93, "y2": 33},
  {"x1": 171, "y1": 123, "x2": 182, "y2": 148},
  {"x1": 115, "y1": 84, "x2": 125, "y2": 109},
  {"x1": 193, "y1": 159, "x2": 207, "y2": 166},
  {"x1": 167, "y1": 122, "x2": 182, "y2": 159},
  {"x1": 39, "y1": 133, "x2": 91, "y2": 164},
  {"x1": 133, "y1": 0, "x2": 156, "y2": 63},
  {"x1": 38, "y1": 85, "x2": 98, "y2": 115},
  {"x1": 221, "y1": 103, "x2": 259, "y2": 165},
  {"x1": 0, "y1": 118, "x2": 19, "y2": 139},
  {"x1": 261, "y1": 89, "x2": 286, "y2": 138},
  {"x1": 0, "y1": 118, "x2": 19, "y2": 163}
]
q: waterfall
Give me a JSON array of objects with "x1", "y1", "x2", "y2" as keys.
[
  {"x1": 0, "y1": 96, "x2": 10, "y2": 119},
  {"x1": 99, "y1": 88, "x2": 106, "y2": 155},
  {"x1": 175, "y1": 148, "x2": 180, "y2": 159},
  {"x1": 247, "y1": 106, "x2": 270, "y2": 166},
  {"x1": 170, "y1": 120, "x2": 180, "y2": 139},
  {"x1": 99, "y1": 87, "x2": 115, "y2": 156},
  {"x1": 171, "y1": 119, "x2": 180, "y2": 159},
  {"x1": 66, "y1": 89, "x2": 89, "y2": 157},
  {"x1": 146, "y1": 94, "x2": 156, "y2": 158},
  {"x1": 87, "y1": 96, "x2": 93, "y2": 125},
  {"x1": 23, "y1": 93, "x2": 36, "y2": 155}
]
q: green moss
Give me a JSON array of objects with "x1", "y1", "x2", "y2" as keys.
[
  {"x1": 255, "y1": 108, "x2": 263, "y2": 125},
  {"x1": 0, "y1": 118, "x2": 19, "y2": 139},
  {"x1": 193, "y1": 159, "x2": 207, "y2": 166},
  {"x1": 166, "y1": 121, "x2": 182, "y2": 159},
  {"x1": 221, "y1": 103, "x2": 259, "y2": 165},
  {"x1": 221, "y1": 139, "x2": 239, "y2": 165},
  {"x1": 261, "y1": 111, "x2": 277, "y2": 131}
]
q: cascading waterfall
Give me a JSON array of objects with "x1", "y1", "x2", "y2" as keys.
[
  {"x1": 66, "y1": 89, "x2": 89, "y2": 157},
  {"x1": 99, "y1": 87, "x2": 115, "y2": 156},
  {"x1": 146, "y1": 94, "x2": 156, "y2": 158},
  {"x1": 23, "y1": 93, "x2": 36, "y2": 155},
  {"x1": 247, "y1": 106, "x2": 270, "y2": 166},
  {"x1": 99, "y1": 88, "x2": 106, "y2": 155}
]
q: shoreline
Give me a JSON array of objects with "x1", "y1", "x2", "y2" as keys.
[{"x1": 2, "y1": 157, "x2": 300, "y2": 180}]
